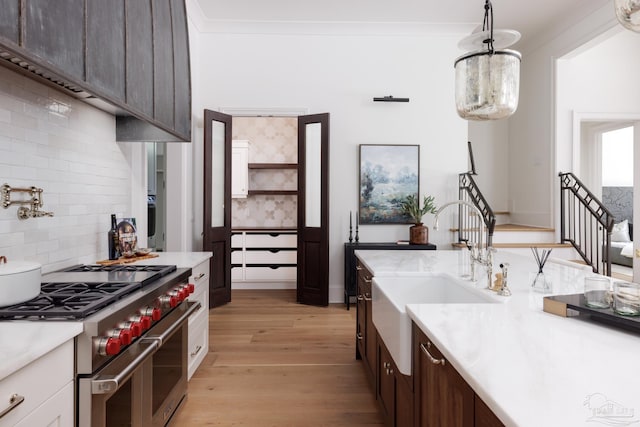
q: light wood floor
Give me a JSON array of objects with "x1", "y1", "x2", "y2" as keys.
[{"x1": 172, "y1": 290, "x2": 383, "y2": 426}]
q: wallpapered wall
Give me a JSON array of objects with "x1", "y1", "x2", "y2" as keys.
[
  {"x1": 231, "y1": 117, "x2": 297, "y2": 228},
  {"x1": 602, "y1": 186, "x2": 633, "y2": 224}
]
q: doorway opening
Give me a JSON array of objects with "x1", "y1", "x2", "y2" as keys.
[
  {"x1": 229, "y1": 116, "x2": 299, "y2": 292},
  {"x1": 579, "y1": 122, "x2": 635, "y2": 280}
]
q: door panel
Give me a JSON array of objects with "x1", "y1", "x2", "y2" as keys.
[
  {"x1": 297, "y1": 113, "x2": 329, "y2": 306},
  {"x1": 203, "y1": 110, "x2": 232, "y2": 308}
]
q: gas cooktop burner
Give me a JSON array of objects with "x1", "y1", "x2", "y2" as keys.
[
  {"x1": 63, "y1": 264, "x2": 175, "y2": 274},
  {"x1": 0, "y1": 281, "x2": 141, "y2": 320},
  {"x1": 0, "y1": 264, "x2": 179, "y2": 320}
]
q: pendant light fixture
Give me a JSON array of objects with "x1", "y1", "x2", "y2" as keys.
[
  {"x1": 614, "y1": 0, "x2": 640, "y2": 32},
  {"x1": 454, "y1": 1, "x2": 522, "y2": 121}
]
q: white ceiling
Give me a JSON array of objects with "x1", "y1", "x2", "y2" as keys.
[{"x1": 193, "y1": 0, "x2": 612, "y2": 43}]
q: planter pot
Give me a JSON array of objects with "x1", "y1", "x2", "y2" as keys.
[{"x1": 409, "y1": 223, "x2": 428, "y2": 245}]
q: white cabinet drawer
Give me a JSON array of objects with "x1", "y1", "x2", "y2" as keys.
[
  {"x1": 0, "y1": 340, "x2": 73, "y2": 426},
  {"x1": 231, "y1": 234, "x2": 244, "y2": 248},
  {"x1": 187, "y1": 259, "x2": 209, "y2": 296},
  {"x1": 245, "y1": 249, "x2": 296, "y2": 264},
  {"x1": 244, "y1": 233, "x2": 296, "y2": 248},
  {"x1": 231, "y1": 266, "x2": 244, "y2": 281},
  {"x1": 231, "y1": 250, "x2": 243, "y2": 264},
  {"x1": 188, "y1": 311, "x2": 208, "y2": 380},
  {"x1": 245, "y1": 266, "x2": 296, "y2": 281},
  {"x1": 187, "y1": 285, "x2": 207, "y2": 321},
  {"x1": 13, "y1": 381, "x2": 73, "y2": 427}
]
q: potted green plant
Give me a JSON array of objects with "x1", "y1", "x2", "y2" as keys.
[{"x1": 400, "y1": 194, "x2": 437, "y2": 244}]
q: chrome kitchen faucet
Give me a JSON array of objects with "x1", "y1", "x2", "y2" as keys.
[{"x1": 433, "y1": 200, "x2": 495, "y2": 289}]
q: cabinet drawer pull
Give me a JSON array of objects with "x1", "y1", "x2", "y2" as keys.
[
  {"x1": 363, "y1": 293, "x2": 372, "y2": 301},
  {"x1": 356, "y1": 333, "x2": 363, "y2": 341},
  {"x1": 356, "y1": 266, "x2": 363, "y2": 271},
  {"x1": 194, "y1": 273, "x2": 205, "y2": 281},
  {"x1": 356, "y1": 294, "x2": 364, "y2": 301},
  {"x1": 364, "y1": 277, "x2": 372, "y2": 283},
  {"x1": 420, "y1": 342, "x2": 446, "y2": 366},
  {"x1": 0, "y1": 394, "x2": 24, "y2": 419},
  {"x1": 190, "y1": 345, "x2": 203, "y2": 357}
]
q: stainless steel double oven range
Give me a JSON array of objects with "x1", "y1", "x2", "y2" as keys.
[{"x1": 0, "y1": 263, "x2": 200, "y2": 427}]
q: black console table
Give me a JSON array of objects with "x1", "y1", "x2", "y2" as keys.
[{"x1": 343, "y1": 242, "x2": 437, "y2": 309}]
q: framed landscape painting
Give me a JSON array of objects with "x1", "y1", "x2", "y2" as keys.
[{"x1": 359, "y1": 144, "x2": 419, "y2": 224}]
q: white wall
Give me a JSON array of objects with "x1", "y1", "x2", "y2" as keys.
[
  {"x1": 0, "y1": 66, "x2": 144, "y2": 273},
  {"x1": 467, "y1": 120, "x2": 509, "y2": 214},
  {"x1": 188, "y1": 21, "x2": 470, "y2": 301},
  {"x1": 507, "y1": 3, "x2": 619, "y2": 229}
]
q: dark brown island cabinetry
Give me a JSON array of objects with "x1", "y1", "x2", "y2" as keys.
[
  {"x1": 378, "y1": 337, "x2": 414, "y2": 427},
  {"x1": 413, "y1": 324, "x2": 504, "y2": 427},
  {"x1": 0, "y1": 0, "x2": 191, "y2": 142},
  {"x1": 355, "y1": 260, "x2": 376, "y2": 388}
]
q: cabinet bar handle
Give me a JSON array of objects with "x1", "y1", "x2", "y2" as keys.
[
  {"x1": 364, "y1": 277, "x2": 372, "y2": 283},
  {"x1": 356, "y1": 266, "x2": 363, "y2": 271},
  {"x1": 0, "y1": 394, "x2": 24, "y2": 419},
  {"x1": 190, "y1": 345, "x2": 203, "y2": 357},
  {"x1": 356, "y1": 333, "x2": 363, "y2": 341},
  {"x1": 363, "y1": 294, "x2": 372, "y2": 301},
  {"x1": 420, "y1": 342, "x2": 446, "y2": 366},
  {"x1": 194, "y1": 273, "x2": 205, "y2": 281},
  {"x1": 356, "y1": 294, "x2": 364, "y2": 301}
]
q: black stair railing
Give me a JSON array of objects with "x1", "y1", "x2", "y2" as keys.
[
  {"x1": 559, "y1": 172, "x2": 614, "y2": 276},
  {"x1": 458, "y1": 173, "x2": 496, "y2": 247}
]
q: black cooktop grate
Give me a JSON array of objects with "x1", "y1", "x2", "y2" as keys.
[
  {"x1": 0, "y1": 281, "x2": 142, "y2": 320},
  {"x1": 63, "y1": 264, "x2": 176, "y2": 275}
]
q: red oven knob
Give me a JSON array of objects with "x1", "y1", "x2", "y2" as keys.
[
  {"x1": 141, "y1": 306, "x2": 162, "y2": 321},
  {"x1": 130, "y1": 315, "x2": 151, "y2": 331},
  {"x1": 108, "y1": 328, "x2": 132, "y2": 346},
  {"x1": 159, "y1": 294, "x2": 178, "y2": 308},
  {"x1": 98, "y1": 337, "x2": 121, "y2": 356},
  {"x1": 119, "y1": 321, "x2": 142, "y2": 338},
  {"x1": 168, "y1": 289, "x2": 185, "y2": 303},
  {"x1": 119, "y1": 329, "x2": 132, "y2": 345},
  {"x1": 186, "y1": 283, "x2": 195, "y2": 294}
]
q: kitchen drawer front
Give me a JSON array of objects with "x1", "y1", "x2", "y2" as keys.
[
  {"x1": 13, "y1": 381, "x2": 73, "y2": 427},
  {"x1": 0, "y1": 340, "x2": 73, "y2": 426},
  {"x1": 245, "y1": 266, "x2": 296, "y2": 281},
  {"x1": 244, "y1": 233, "x2": 296, "y2": 248},
  {"x1": 187, "y1": 309, "x2": 208, "y2": 380},
  {"x1": 187, "y1": 285, "x2": 207, "y2": 323},
  {"x1": 245, "y1": 249, "x2": 296, "y2": 264},
  {"x1": 189, "y1": 260, "x2": 209, "y2": 294},
  {"x1": 231, "y1": 250, "x2": 244, "y2": 265},
  {"x1": 231, "y1": 266, "x2": 244, "y2": 281},
  {"x1": 231, "y1": 233, "x2": 244, "y2": 248}
]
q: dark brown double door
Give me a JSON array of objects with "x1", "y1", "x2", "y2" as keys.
[{"x1": 203, "y1": 110, "x2": 330, "y2": 308}]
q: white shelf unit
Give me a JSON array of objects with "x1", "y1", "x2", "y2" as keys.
[{"x1": 231, "y1": 230, "x2": 297, "y2": 289}]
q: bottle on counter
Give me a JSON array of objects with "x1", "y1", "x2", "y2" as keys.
[{"x1": 108, "y1": 214, "x2": 119, "y2": 260}]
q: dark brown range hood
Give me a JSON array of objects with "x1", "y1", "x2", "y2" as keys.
[{"x1": 0, "y1": 47, "x2": 184, "y2": 143}]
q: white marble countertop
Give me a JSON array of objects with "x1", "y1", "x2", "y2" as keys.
[
  {"x1": 132, "y1": 251, "x2": 212, "y2": 268},
  {"x1": 0, "y1": 252, "x2": 212, "y2": 383},
  {"x1": 357, "y1": 249, "x2": 640, "y2": 427},
  {"x1": 0, "y1": 322, "x2": 83, "y2": 382}
]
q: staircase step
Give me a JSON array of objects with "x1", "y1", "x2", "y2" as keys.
[
  {"x1": 494, "y1": 224, "x2": 554, "y2": 232},
  {"x1": 493, "y1": 242, "x2": 571, "y2": 249}
]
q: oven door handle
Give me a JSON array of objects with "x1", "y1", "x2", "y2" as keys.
[
  {"x1": 141, "y1": 300, "x2": 201, "y2": 346},
  {"x1": 90, "y1": 340, "x2": 159, "y2": 395}
]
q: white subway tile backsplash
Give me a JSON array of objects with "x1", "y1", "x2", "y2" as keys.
[{"x1": 0, "y1": 65, "x2": 134, "y2": 268}]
